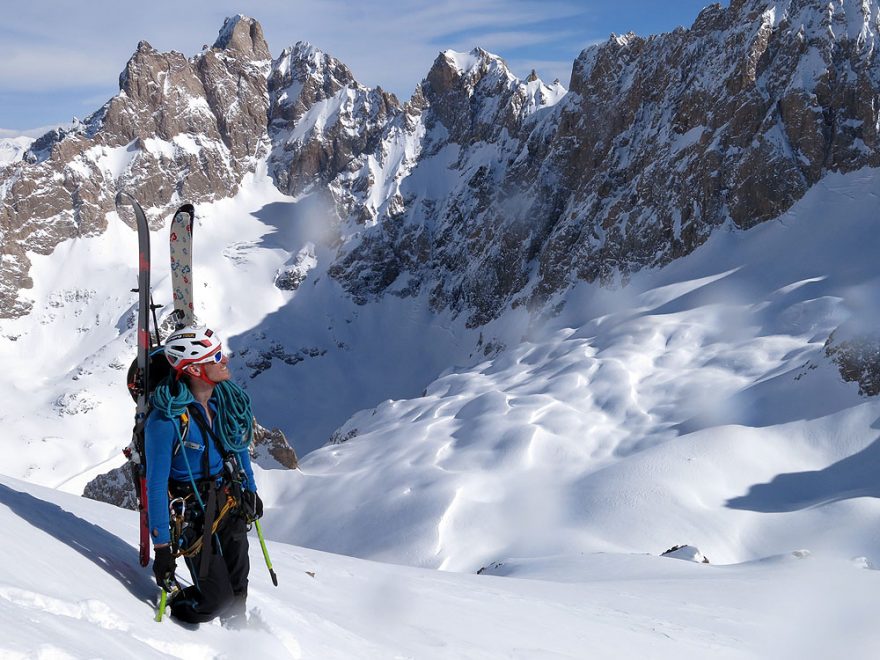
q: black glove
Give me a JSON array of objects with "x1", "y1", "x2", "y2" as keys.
[
  {"x1": 152, "y1": 546, "x2": 176, "y2": 587},
  {"x1": 242, "y1": 490, "x2": 263, "y2": 520}
]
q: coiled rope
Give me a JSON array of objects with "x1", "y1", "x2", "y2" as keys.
[
  {"x1": 151, "y1": 377, "x2": 255, "y2": 510},
  {"x1": 151, "y1": 376, "x2": 194, "y2": 419},
  {"x1": 212, "y1": 381, "x2": 254, "y2": 453},
  {"x1": 152, "y1": 378, "x2": 254, "y2": 454}
]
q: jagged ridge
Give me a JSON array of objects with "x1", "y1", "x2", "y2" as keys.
[{"x1": 4, "y1": 1, "x2": 880, "y2": 329}]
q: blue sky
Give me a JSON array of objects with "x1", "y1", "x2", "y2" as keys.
[{"x1": 0, "y1": 1, "x2": 726, "y2": 135}]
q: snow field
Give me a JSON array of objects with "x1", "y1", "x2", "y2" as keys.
[
  {"x1": 3, "y1": 154, "x2": 880, "y2": 655},
  {"x1": 258, "y1": 168, "x2": 880, "y2": 572},
  {"x1": 5, "y1": 474, "x2": 880, "y2": 659}
]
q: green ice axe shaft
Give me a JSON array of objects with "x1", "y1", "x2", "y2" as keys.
[
  {"x1": 254, "y1": 519, "x2": 278, "y2": 586},
  {"x1": 155, "y1": 588, "x2": 167, "y2": 622}
]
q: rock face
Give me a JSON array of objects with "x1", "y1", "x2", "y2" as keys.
[
  {"x1": 319, "y1": 0, "x2": 880, "y2": 324},
  {"x1": 252, "y1": 421, "x2": 299, "y2": 469},
  {"x1": 1, "y1": 15, "x2": 271, "y2": 317},
  {"x1": 7, "y1": 2, "x2": 880, "y2": 329},
  {"x1": 826, "y1": 331, "x2": 880, "y2": 396},
  {"x1": 526, "y1": 0, "x2": 880, "y2": 308},
  {"x1": 83, "y1": 463, "x2": 139, "y2": 511},
  {"x1": 323, "y1": 48, "x2": 567, "y2": 322},
  {"x1": 268, "y1": 42, "x2": 402, "y2": 195}
]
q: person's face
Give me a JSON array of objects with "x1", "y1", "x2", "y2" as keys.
[
  {"x1": 185, "y1": 350, "x2": 231, "y2": 383},
  {"x1": 201, "y1": 352, "x2": 231, "y2": 383}
]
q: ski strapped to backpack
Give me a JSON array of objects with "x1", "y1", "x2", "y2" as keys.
[
  {"x1": 117, "y1": 196, "x2": 200, "y2": 569},
  {"x1": 116, "y1": 192, "x2": 155, "y2": 568},
  {"x1": 169, "y1": 203, "x2": 196, "y2": 329}
]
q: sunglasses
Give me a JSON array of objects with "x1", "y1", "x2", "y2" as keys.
[{"x1": 194, "y1": 349, "x2": 224, "y2": 365}]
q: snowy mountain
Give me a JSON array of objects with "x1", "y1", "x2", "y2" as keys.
[
  {"x1": 0, "y1": 136, "x2": 34, "y2": 165},
  {"x1": 327, "y1": 0, "x2": 880, "y2": 325},
  {"x1": 0, "y1": 15, "x2": 272, "y2": 318},
  {"x1": 3, "y1": 3, "x2": 880, "y2": 655},
  {"x1": 270, "y1": 168, "x2": 880, "y2": 571},
  {"x1": 6, "y1": 2, "x2": 880, "y2": 326}
]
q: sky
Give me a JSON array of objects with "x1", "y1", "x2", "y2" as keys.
[{"x1": 0, "y1": 0, "x2": 726, "y2": 135}]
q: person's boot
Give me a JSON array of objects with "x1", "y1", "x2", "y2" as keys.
[
  {"x1": 219, "y1": 592, "x2": 247, "y2": 629},
  {"x1": 167, "y1": 585, "x2": 204, "y2": 627}
]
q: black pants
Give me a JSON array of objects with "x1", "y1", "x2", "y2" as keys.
[{"x1": 170, "y1": 509, "x2": 250, "y2": 624}]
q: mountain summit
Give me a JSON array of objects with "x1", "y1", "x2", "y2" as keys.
[{"x1": 4, "y1": 2, "x2": 880, "y2": 327}]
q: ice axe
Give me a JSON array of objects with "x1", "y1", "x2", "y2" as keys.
[{"x1": 254, "y1": 519, "x2": 278, "y2": 586}]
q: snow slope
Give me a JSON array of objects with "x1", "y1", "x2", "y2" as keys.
[
  {"x1": 3, "y1": 156, "x2": 880, "y2": 654},
  {"x1": 260, "y1": 167, "x2": 880, "y2": 572},
  {"x1": 3, "y1": 474, "x2": 880, "y2": 659}
]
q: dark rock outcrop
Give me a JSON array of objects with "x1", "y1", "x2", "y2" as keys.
[
  {"x1": 83, "y1": 463, "x2": 139, "y2": 510},
  {"x1": 252, "y1": 421, "x2": 299, "y2": 469},
  {"x1": 826, "y1": 331, "x2": 880, "y2": 396}
]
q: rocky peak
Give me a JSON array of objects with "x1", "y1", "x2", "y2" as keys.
[
  {"x1": 326, "y1": 45, "x2": 570, "y2": 321},
  {"x1": 419, "y1": 47, "x2": 561, "y2": 146},
  {"x1": 267, "y1": 42, "x2": 402, "y2": 196},
  {"x1": 268, "y1": 41, "x2": 359, "y2": 125},
  {"x1": 1, "y1": 17, "x2": 271, "y2": 318},
  {"x1": 428, "y1": 48, "x2": 512, "y2": 91},
  {"x1": 113, "y1": 41, "x2": 206, "y2": 142},
  {"x1": 213, "y1": 14, "x2": 271, "y2": 61}
]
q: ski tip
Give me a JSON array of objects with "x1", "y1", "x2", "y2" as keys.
[
  {"x1": 115, "y1": 191, "x2": 143, "y2": 214},
  {"x1": 173, "y1": 203, "x2": 195, "y2": 218}
]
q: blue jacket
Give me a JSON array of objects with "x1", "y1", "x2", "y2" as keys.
[{"x1": 145, "y1": 399, "x2": 257, "y2": 546}]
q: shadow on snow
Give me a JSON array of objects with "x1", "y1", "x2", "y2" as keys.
[
  {"x1": 0, "y1": 484, "x2": 155, "y2": 604},
  {"x1": 726, "y1": 436, "x2": 880, "y2": 512}
]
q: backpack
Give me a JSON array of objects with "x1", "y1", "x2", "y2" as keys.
[{"x1": 126, "y1": 346, "x2": 173, "y2": 404}]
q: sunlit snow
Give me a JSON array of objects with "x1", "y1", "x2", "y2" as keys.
[{"x1": 2, "y1": 161, "x2": 880, "y2": 656}]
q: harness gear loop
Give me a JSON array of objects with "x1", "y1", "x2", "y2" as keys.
[{"x1": 168, "y1": 487, "x2": 238, "y2": 559}]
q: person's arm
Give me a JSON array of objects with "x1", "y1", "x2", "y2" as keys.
[
  {"x1": 237, "y1": 446, "x2": 263, "y2": 519},
  {"x1": 145, "y1": 413, "x2": 176, "y2": 546},
  {"x1": 237, "y1": 446, "x2": 257, "y2": 492}
]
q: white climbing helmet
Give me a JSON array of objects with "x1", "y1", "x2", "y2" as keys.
[{"x1": 164, "y1": 324, "x2": 223, "y2": 372}]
